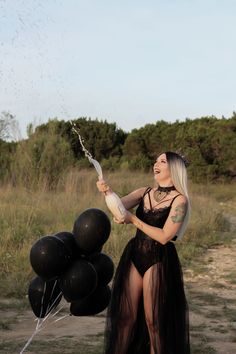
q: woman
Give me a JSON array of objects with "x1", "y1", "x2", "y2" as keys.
[{"x1": 97, "y1": 151, "x2": 190, "y2": 354}]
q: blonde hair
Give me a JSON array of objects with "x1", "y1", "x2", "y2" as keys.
[{"x1": 165, "y1": 151, "x2": 190, "y2": 239}]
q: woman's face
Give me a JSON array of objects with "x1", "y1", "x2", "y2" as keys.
[{"x1": 153, "y1": 153, "x2": 171, "y2": 184}]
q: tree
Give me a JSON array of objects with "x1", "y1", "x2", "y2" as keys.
[{"x1": 12, "y1": 122, "x2": 75, "y2": 189}]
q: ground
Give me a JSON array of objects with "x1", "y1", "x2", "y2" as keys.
[
  {"x1": 185, "y1": 214, "x2": 236, "y2": 353},
  {"x1": 1, "y1": 215, "x2": 236, "y2": 354}
]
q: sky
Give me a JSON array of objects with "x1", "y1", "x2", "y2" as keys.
[{"x1": 0, "y1": 0, "x2": 235, "y2": 138}]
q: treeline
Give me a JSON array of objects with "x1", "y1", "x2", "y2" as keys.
[{"x1": 0, "y1": 113, "x2": 235, "y2": 188}]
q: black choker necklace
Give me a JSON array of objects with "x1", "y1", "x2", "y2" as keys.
[
  {"x1": 157, "y1": 185, "x2": 176, "y2": 193},
  {"x1": 153, "y1": 185, "x2": 176, "y2": 203}
]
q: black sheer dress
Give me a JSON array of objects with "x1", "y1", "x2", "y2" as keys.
[{"x1": 104, "y1": 187, "x2": 190, "y2": 354}]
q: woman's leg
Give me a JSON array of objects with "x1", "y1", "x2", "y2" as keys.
[
  {"x1": 115, "y1": 262, "x2": 143, "y2": 354},
  {"x1": 143, "y1": 264, "x2": 160, "y2": 354}
]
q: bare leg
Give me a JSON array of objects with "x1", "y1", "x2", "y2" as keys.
[
  {"x1": 143, "y1": 264, "x2": 160, "y2": 354},
  {"x1": 115, "y1": 262, "x2": 143, "y2": 354}
]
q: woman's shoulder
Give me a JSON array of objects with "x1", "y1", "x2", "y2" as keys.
[
  {"x1": 171, "y1": 193, "x2": 187, "y2": 205},
  {"x1": 140, "y1": 186, "x2": 151, "y2": 196},
  {"x1": 130, "y1": 186, "x2": 150, "y2": 199}
]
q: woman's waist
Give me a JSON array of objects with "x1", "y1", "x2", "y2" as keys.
[
  {"x1": 134, "y1": 229, "x2": 159, "y2": 243},
  {"x1": 134, "y1": 229, "x2": 177, "y2": 243}
]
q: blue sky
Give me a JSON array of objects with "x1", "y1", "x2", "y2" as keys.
[{"x1": 0, "y1": 0, "x2": 235, "y2": 138}]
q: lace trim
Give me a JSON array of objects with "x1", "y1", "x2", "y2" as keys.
[{"x1": 143, "y1": 205, "x2": 170, "y2": 214}]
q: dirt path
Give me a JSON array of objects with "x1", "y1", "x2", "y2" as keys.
[
  {"x1": 186, "y1": 213, "x2": 236, "y2": 354},
  {"x1": 0, "y1": 300, "x2": 106, "y2": 354},
  {"x1": 1, "y1": 215, "x2": 236, "y2": 353}
]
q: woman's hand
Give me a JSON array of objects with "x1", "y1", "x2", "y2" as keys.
[
  {"x1": 96, "y1": 179, "x2": 111, "y2": 193},
  {"x1": 113, "y1": 210, "x2": 133, "y2": 225}
]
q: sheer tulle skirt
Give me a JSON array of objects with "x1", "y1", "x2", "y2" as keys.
[{"x1": 104, "y1": 238, "x2": 190, "y2": 354}]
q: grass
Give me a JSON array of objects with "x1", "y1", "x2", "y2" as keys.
[
  {"x1": 225, "y1": 270, "x2": 236, "y2": 285},
  {"x1": 189, "y1": 290, "x2": 236, "y2": 311},
  {"x1": 214, "y1": 327, "x2": 229, "y2": 334},
  {"x1": 0, "y1": 336, "x2": 104, "y2": 354},
  {"x1": 0, "y1": 320, "x2": 11, "y2": 330},
  {"x1": 0, "y1": 170, "x2": 235, "y2": 298},
  {"x1": 211, "y1": 282, "x2": 228, "y2": 289},
  {"x1": 0, "y1": 298, "x2": 28, "y2": 310},
  {"x1": 222, "y1": 306, "x2": 236, "y2": 322},
  {"x1": 190, "y1": 342, "x2": 217, "y2": 354}
]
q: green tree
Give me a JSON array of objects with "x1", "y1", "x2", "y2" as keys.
[
  {"x1": 35, "y1": 117, "x2": 127, "y2": 161},
  {"x1": 12, "y1": 122, "x2": 75, "y2": 189}
]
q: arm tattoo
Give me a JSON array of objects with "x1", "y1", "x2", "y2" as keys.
[{"x1": 171, "y1": 203, "x2": 187, "y2": 223}]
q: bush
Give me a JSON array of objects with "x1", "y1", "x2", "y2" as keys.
[
  {"x1": 11, "y1": 122, "x2": 75, "y2": 190},
  {"x1": 127, "y1": 153, "x2": 151, "y2": 172}
]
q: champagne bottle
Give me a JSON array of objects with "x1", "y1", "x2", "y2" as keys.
[
  {"x1": 85, "y1": 156, "x2": 127, "y2": 222},
  {"x1": 97, "y1": 176, "x2": 127, "y2": 222},
  {"x1": 104, "y1": 189, "x2": 127, "y2": 223}
]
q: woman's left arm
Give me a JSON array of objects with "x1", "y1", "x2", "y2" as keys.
[{"x1": 124, "y1": 195, "x2": 187, "y2": 245}]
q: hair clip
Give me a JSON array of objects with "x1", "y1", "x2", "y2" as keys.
[{"x1": 176, "y1": 151, "x2": 190, "y2": 167}]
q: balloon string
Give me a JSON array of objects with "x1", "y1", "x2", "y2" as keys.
[
  {"x1": 54, "y1": 314, "x2": 71, "y2": 323},
  {"x1": 49, "y1": 304, "x2": 65, "y2": 319},
  {"x1": 47, "y1": 279, "x2": 58, "y2": 311},
  {"x1": 36, "y1": 318, "x2": 43, "y2": 331},
  {"x1": 39, "y1": 281, "x2": 47, "y2": 319},
  {"x1": 20, "y1": 299, "x2": 66, "y2": 353},
  {"x1": 35, "y1": 313, "x2": 71, "y2": 334},
  {"x1": 19, "y1": 312, "x2": 70, "y2": 353},
  {"x1": 42, "y1": 299, "x2": 64, "y2": 324},
  {"x1": 41, "y1": 291, "x2": 63, "y2": 324},
  {"x1": 20, "y1": 319, "x2": 41, "y2": 354},
  {"x1": 20, "y1": 287, "x2": 63, "y2": 353},
  {"x1": 45, "y1": 279, "x2": 58, "y2": 315}
]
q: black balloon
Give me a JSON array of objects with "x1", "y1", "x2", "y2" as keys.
[
  {"x1": 54, "y1": 231, "x2": 80, "y2": 260},
  {"x1": 88, "y1": 252, "x2": 114, "y2": 285},
  {"x1": 73, "y1": 208, "x2": 111, "y2": 254},
  {"x1": 70, "y1": 285, "x2": 111, "y2": 316},
  {"x1": 60, "y1": 259, "x2": 97, "y2": 302},
  {"x1": 28, "y1": 276, "x2": 62, "y2": 318},
  {"x1": 30, "y1": 236, "x2": 73, "y2": 279}
]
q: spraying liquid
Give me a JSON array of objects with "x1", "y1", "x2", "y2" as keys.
[{"x1": 70, "y1": 122, "x2": 127, "y2": 222}]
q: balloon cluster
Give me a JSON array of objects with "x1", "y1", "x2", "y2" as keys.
[{"x1": 28, "y1": 208, "x2": 113, "y2": 319}]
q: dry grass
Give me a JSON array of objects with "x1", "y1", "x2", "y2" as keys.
[{"x1": 0, "y1": 169, "x2": 234, "y2": 297}]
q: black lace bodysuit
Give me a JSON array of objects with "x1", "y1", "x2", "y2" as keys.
[
  {"x1": 131, "y1": 187, "x2": 180, "y2": 276},
  {"x1": 104, "y1": 187, "x2": 190, "y2": 354}
]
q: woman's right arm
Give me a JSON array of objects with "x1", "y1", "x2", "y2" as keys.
[
  {"x1": 96, "y1": 180, "x2": 146, "y2": 210},
  {"x1": 120, "y1": 187, "x2": 147, "y2": 209}
]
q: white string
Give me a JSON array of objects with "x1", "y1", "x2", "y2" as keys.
[
  {"x1": 39, "y1": 281, "x2": 47, "y2": 319},
  {"x1": 54, "y1": 314, "x2": 71, "y2": 323},
  {"x1": 20, "y1": 283, "x2": 63, "y2": 353},
  {"x1": 42, "y1": 300, "x2": 64, "y2": 323},
  {"x1": 41, "y1": 291, "x2": 63, "y2": 324},
  {"x1": 19, "y1": 311, "x2": 70, "y2": 353},
  {"x1": 19, "y1": 319, "x2": 41, "y2": 354},
  {"x1": 36, "y1": 313, "x2": 70, "y2": 333},
  {"x1": 45, "y1": 279, "x2": 58, "y2": 315}
]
